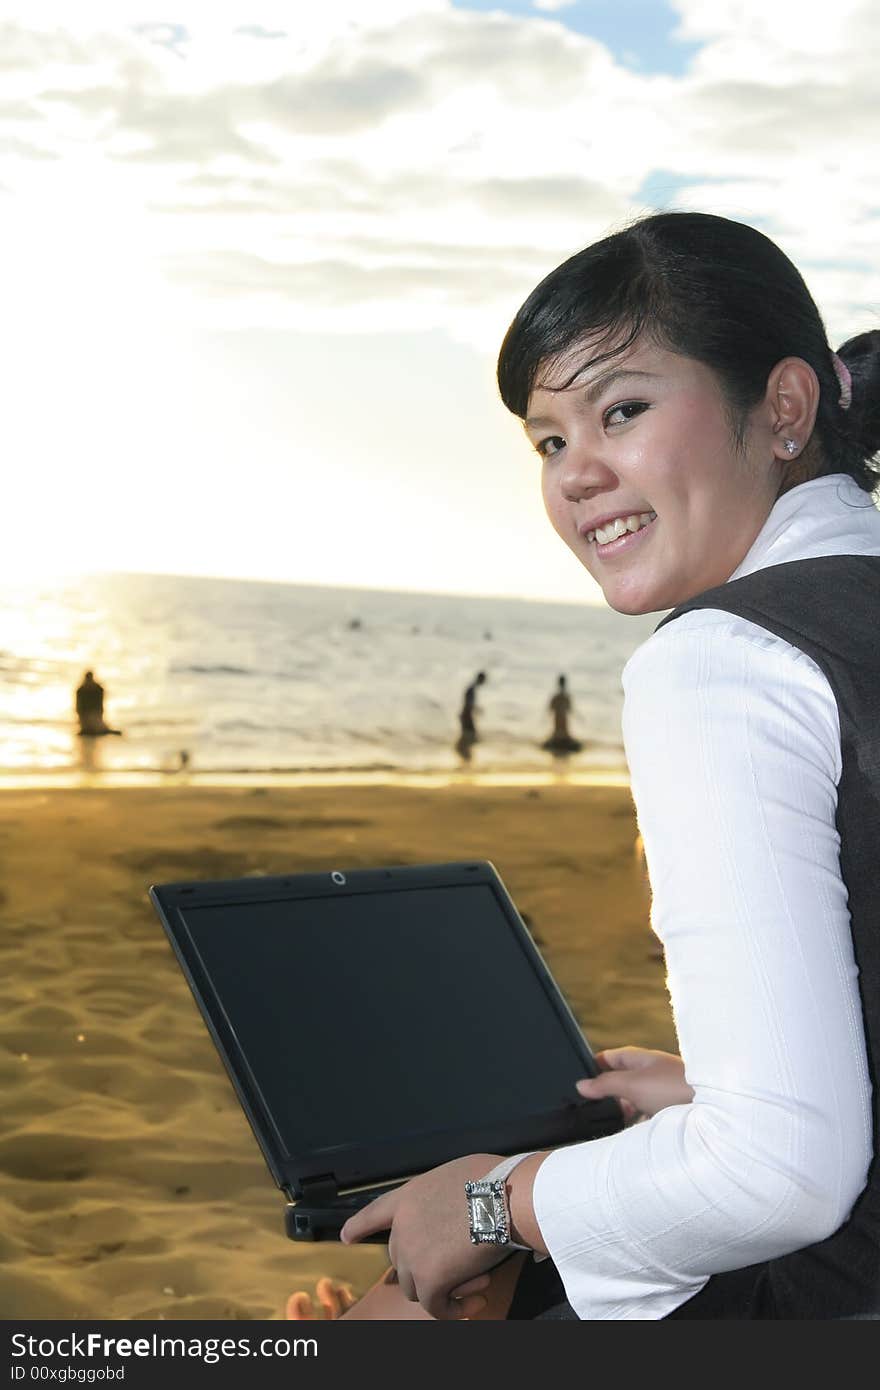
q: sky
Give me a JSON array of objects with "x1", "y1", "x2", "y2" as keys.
[{"x1": 1, "y1": 0, "x2": 878, "y2": 603}]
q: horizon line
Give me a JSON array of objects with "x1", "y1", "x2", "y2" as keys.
[{"x1": 7, "y1": 567, "x2": 612, "y2": 611}]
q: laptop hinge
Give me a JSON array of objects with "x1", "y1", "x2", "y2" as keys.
[{"x1": 299, "y1": 1173, "x2": 338, "y2": 1204}]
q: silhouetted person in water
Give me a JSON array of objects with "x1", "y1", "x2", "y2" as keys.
[
  {"x1": 455, "y1": 670, "x2": 486, "y2": 759},
  {"x1": 542, "y1": 674, "x2": 582, "y2": 755},
  {"x1": 75, "y1": 670, "x2": 122, "y2": 737}
]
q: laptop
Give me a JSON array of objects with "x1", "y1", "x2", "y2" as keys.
[{"x1": 150, "y1": 860, "x2": 622, "y2": 1243}]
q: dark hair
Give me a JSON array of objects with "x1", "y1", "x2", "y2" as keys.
[{"x1": 497, "y1": 212, "x2": 880, "y2": 493}]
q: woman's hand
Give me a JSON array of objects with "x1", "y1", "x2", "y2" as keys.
[
  {"x1": 576, "y1": 1046, "x2": 694, "y2": 1123},
  {"x1": 340, "y1": 1154, "x2": 514, "y2": 1320}
]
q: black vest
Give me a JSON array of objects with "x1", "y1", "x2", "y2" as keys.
[{"x1": 656, "y1": 555, "x2": 880, "y2": 1319}]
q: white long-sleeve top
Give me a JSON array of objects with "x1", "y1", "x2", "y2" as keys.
[{"x1": 531, "y1": 473, "x2": 879, "y2": 1319}]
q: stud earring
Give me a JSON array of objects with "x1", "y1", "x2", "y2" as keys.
[{"x1": 783, "y1": 438, "x2": 798, "y2": 455}]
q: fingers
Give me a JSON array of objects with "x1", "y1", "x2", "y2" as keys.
[
  {"x1": 394, "y1": 1265, "x2": 418, "y2": 1303},
  {"x1": 340, "y1": 1189, "x2": 397, "y2": 1243},
  {"x1": 286, "y1": 1281, "x2": 358, "y2": 1320},
  {"x1": 429, "y1": 1290, "x2": 489, "y2": 1321},
  {"x1": 396, "y1": 1260, "x2": 485, "y2": 1320},
  {"x1": 386, "y1": 1231, "x2": 418, "y2": 1303},
  {"x1": 576, "y1": 1072, "x2": 639, "y2": 1123},
  {"x1": 452, "y1": 1294, "x2": 488, "y2": 1319},
  {"x1": 575, "y1": 1074, "x2": 622, "y2": 1098},
  {"x1": 285, "y1": 1291, "x2": 316, "y2": 1320},
  {"x1": 592, "y1": 1046, "x2": 646, "y2": 1072},
  {"x1": 577, "y1": 1048, "x2": 646, "y2": 1090},
  {"x1": 450, "y1": 1273, "x2": 492, "y2": 1298},
  {"x1": 316, "y1": 1276, "x2": 356, "y2": 1318},
  {"x1": 392, "y1": 1267, "x2": 489, "y2": 1317}
]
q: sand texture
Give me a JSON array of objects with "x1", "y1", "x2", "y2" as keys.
[{"x1": 0, "y1": 784, "x2": 673, "y2": 1320}]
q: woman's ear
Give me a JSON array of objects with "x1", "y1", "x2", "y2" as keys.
[{"x1": 766, "y1": 356, "x2": 820, "y2": 463}]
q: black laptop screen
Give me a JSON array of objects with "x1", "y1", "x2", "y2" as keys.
[{"x1": 180, "y1": 883, "x2": 587, "y2": 1157}]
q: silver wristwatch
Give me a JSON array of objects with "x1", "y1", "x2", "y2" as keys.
[{"x1": 465, "y1": 1153, "x2": 534, "y2": 1248}]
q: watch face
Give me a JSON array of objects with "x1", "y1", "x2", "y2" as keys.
[
  {"x1": 465, "y1": 1179, "x2": 509, "y2": 1244},
  {"x1": 471, "y1": 1195, "x2": 496, "y2": 1235}
]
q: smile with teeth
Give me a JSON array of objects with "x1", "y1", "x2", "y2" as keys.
[{"x1": 587, "y1": 511, "x2": 657, "y2": 545}]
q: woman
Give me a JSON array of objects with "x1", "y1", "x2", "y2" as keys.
[{"x1": 289, "y1": 211, "x2": 880, "y2": 1320}]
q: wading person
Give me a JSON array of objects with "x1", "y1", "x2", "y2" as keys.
[
  {"x1": 542, "y1": 674, "x2": 582, "y2": 755},
  {"x1": 455, "y1": 670, "x2": 487, "y2": 759},
  {"x1": 75, "y1": 669, "x2": 122, "y2": 738}
]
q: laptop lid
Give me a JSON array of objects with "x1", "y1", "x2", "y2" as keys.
[{"x1": 150, "y1": 861, "x2": 621, "y2": 1201}]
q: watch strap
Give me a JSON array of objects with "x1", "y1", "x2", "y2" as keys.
[
  {"x1": 481, "y1": 1152, "x2": 535, "y2": 1251},
  {"x1": 482, "y1": 1151, "x2": 549, "y2": 1261},
  {"x1": 482, "y1": 1152, "x2": 536, "y2": 1186}
]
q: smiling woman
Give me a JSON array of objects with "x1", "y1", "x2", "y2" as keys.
[
  {"x1": 290, "y1": 211, "x2": 880, "y2": 1321},
  {"x1": 497, "y1": 214, "x2": 878, "y2": 616},
  {"x1": 523, "y1": 342, "x2": 788, "y2": 615}
]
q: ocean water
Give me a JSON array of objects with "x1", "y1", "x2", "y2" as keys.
[{"x1": 0, "y1": 573, "x2": 661, "y2": 781}]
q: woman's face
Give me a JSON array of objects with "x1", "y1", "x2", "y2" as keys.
[{"x1": 525, "y1": 339, "x2": 782, "y2": 614}]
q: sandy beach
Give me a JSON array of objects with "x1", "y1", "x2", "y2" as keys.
[{"x1": 0, "y1": 782, "x2": 674, "y2": 1321}]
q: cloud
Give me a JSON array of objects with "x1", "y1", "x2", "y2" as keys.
[
  {"x1": 133, "y1": 22, "x2": 189, "y2": 57},
  {"x1": 30, "y1": 30, "x2": 434, "y2": 164},
  {"x1": 0, "y1": 21, "x2": 91, "y2": 71},
  {"x1": 40, "y1": 80, "x2": 277, "y2": 164},
  {"x1": 472, "y1": 175, "x2": 624, "y2": 221},
  {"x1": 162, "y1": 246, "x2": 534, "y2": 306},
  {"x1": 153, "y1": 163, "x2": 624, "y2": 227},
  {"x1": 0, "y1": 132, "x2": 59, "y2": 161},
  {"x1": 685, "y1": 78, "x2": 880, "y2": 159},
  {"x1": 235, "y1": 25, "x2": 288, "y2": 40},
  {"x1": 260, "y1": 59, "x2": 426, "y2": 134},
  {"x1": 0, "y1": 1, "x2": 877, "y2": 346}
]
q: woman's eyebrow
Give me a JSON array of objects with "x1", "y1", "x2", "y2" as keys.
[
  {"x1": 525, "y1": 368, "x2": 662, "y2": 429},
  {"x1": 579, "y1": 367, "x2": 662, "y2": 402}
]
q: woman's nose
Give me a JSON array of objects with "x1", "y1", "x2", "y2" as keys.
[{"x1": 558, "y1": 442, "x2": 616, "y2": 502}]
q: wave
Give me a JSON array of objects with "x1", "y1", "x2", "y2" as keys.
[
  {"x1": 169, "y1": 663, "x2": 253, "y2": 676},
  {"x1": 0, "y1": 716, "x2": 72, "y2": 727},
  {"x1": 0, "y1": 748, "x2": 629, "y2": 777}
]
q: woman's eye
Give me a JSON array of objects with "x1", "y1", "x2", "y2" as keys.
[
  {"x1": 536, "y1": 435, "x2": 566, "y2": 458},
  {"x1": 603, "y1": 400, "x2": 650, "y2": 428}
]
